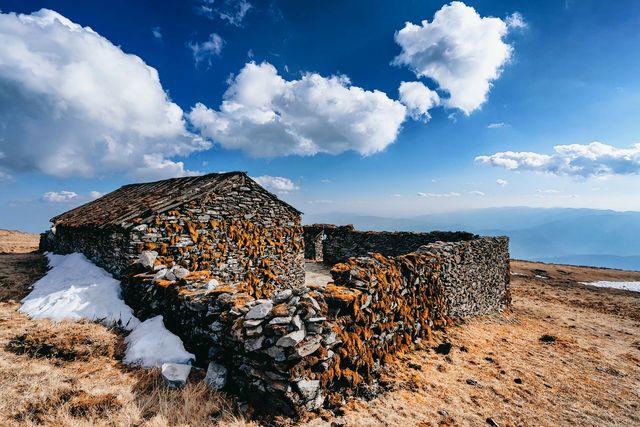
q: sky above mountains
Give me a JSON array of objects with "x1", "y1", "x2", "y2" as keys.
[{"x1": 1, "y1": 0, "x2": 639, "y2": 231}]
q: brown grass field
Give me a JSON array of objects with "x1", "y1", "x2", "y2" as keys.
[{"x1": 0, "y1": 230, "x2": 638, "y2": 426}]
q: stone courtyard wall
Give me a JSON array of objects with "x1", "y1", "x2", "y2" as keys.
[
  {"x1": 303, "y1": 224, "x2": 478, "y2": 265},
  {"x1": 125, "y1": 236, "x2": 510, "y2": 416}
]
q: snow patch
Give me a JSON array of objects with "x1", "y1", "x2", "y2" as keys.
[
  {"x1": 20, "y1": 252, "x2": 139, "y2": 330},
  {"x1": 580, "y1": 281, "x2": 640, "y2": 293},
  {"x1": 20, "y1": 252, "x2": 195, "y2": 368},
  {"x1": 124, "y1": 316, "x2": 195, "y2": 368}
]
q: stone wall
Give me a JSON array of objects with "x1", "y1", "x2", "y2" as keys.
[
  {"x1": 39, "y1": 226, "x2": 132, "y2": 279},
  {"x1": 303, "y1": 226, "x2": 324, "y2": 261},
  {"x1": 123, "y1": 236, "x2": 510, "y2": 416},
  {"x1": 417, "y1": 237, "x2": 511, "y2": 317},
  {"x1": 42, "y1": 178, "x2": 305, "y2": 298},
  {"x1": 303, "y1": 224, "x2": 478, "y2": 265},
  {"x1": 132, "y1": 182, "x2": 305, "y2": 298}
]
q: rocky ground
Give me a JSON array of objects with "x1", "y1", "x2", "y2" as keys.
[{"x1": 0, "y1": 245, "x2": 638, "y2": 426}]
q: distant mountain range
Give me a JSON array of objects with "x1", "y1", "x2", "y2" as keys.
[{"x1": 303, "y1": 207, "x2": 640, "y2": 271}]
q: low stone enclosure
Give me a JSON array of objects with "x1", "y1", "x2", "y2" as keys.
[{"x1": 40, "y1": 172, "x2": 511, "y2": 417}]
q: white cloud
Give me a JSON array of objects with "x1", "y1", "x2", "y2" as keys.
[
  {"x1": 393, "y1": 1, "x2": 518, "y2": 114},
  {"x1": 251, "y1": 175, "x2": 299, "y2": 194},
  {"x1": 42, "y1": 191, "x2": 78, "y2": 202},
  {"x1": 0, "y1": 9, "x2": 207, "y2": 179},
  {"x1": 496, "y1": 178, "x2": 508, "y2": 186},
  {"x1": 398, "y1": 81, "x2": 439, "y2": 122},
  {"x1": 468, "y1": 190, "x2": 486, "y2": 196},
  {"x1": 307, "y1": 199, "x2": 334, "y2": 204},
  {"x1": 189, "y1": 61, "x2": 407, "y2": 157},
  {"x1": 536, "y1": 189, "x2": 560, "y2": 194},
  {"x1": 506, "y1": 12, "x2": 527, "y2": 30},
  {"x1": 417, "y1": 191, "x2": 461, "y2": 197},
  {"x1": 188, "y1": 33, "x2": 224, "y2": 68},
  {"x1": 487, "y1": 122, "x2": 506, "y2": 129},
  {"x1": 197, "y1": 0, "x2": 252, "y2": 26},
  {"x1": 0, "y1": 169, "x2": 13, "y2": 182},
  {"x1": 320, "y1": 179, "x2": 331, "y2": 184},
  {"x1": 89, "y1": 191, "x2": 104, "y2": 199},
  {"x1": 476, "y1": 142, "x2": 640, "y2": 178},
  {"x1": 151, "y1": 26, "x2": 162, "y2": 39}
]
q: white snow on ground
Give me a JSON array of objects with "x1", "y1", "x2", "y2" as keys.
[
  {"x1": 20, "y1": 252, "x2": 194, "y2": 367},
  {"x1": 20, "y1": 253, "x2": 139, "y2": 330},
  {"x1": 580, "y1": 281, "x2": 640, "y2": 293},
  {"x1": 123, "y1": 316, "x2": 195, "y2": 368}
]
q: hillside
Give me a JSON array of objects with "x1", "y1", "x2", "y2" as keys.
[
  {"x1": 0, "y1": 250, "x2": 638, "y2": 425},
  {"x1": 0, "y1": 229, "x2": 40, "y2": 254}
]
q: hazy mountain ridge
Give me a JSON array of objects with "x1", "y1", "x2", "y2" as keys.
[{"x1": 303, "y1": 207, "x2": 640, "y2": 271}]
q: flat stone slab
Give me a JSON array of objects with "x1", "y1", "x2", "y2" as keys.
[
  {"x1": 204, "y1": 362, "x2": 227, "y2": 390},
  {"x1": 161, "y1": 363, "x2": 191, "y2": 389},
  {"x1": 246, "y1": 301, "x2": 273, "y2": 320}
]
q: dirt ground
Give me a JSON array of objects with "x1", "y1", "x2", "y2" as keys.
[
  {"x1": 0, "y1": 229, "x2": 40, "y2": 254},
  {"x1": 0, "y1": 250, "x2": 638, "y2": 426}
]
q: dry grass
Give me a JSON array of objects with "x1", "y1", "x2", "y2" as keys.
[
  {"x1": 0, "y1": 229, "x2": 40, "y2": 254},
  {"x1": 301, "y1": 260, "x2": 640, "y2": 426},
  {"x1": 0, "y1": 252, "x2": 256, "y2": 427},
  {"x1": 1, "y1": 250, "x2": 639, "y2": 426}
]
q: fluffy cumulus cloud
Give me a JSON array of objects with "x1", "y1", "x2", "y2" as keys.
[
  {"x1": 0, "y1": 9, "x2": 207, "y2": 179},
  {"x1": 251, "y1": 175, "x2": 299, "y2": 194},
  {"x1": 189, "y1": 61, "x2": 407, "y2": 157},
  {"x1": 393, "y1": 1, "x2": 519, "y2": 114},
  {"x1": 477, "y1": 142, "x2": 640, "y2": 178},
  {"x1": 398, "y1": 81, "x2": 440, "y2": 122},
  {"x1": 42, "y1": 191, "x2": 78, "y2": 202},
  {"x1": 496, "y1": 178, "x2": 508, "y2": 186},
  {"x1": 188, "y1": 33, "x2": 225, "y2": 68}
]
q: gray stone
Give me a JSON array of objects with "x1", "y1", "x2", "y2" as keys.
[
  {"x1": 139, "y1": 250, "x2": 158, "y2": 269},
  {"x1": 277, "y1": 329, "x2": 306, "y2": 347},
  {"x1": 296, "y1": 379, "x2": 320, "y2": 401},
  {"x1": 173, "y1": 267, "x2": 189, "y2": 279},
  {"x1": 205, "y1": 279, "x2": 219, "y2": 290},
  {"x1": 161, "y1": 363, "x2": 191, "y2": 389},
  {"x1": 243, "y1": 319, "x2": 264, "y2": 328},
  {"x1": 264, "y1": 345, "x2": 286, "y2": 361},
  {"x1": 307, "y1": 317, "x2": 326, "y2": 323},
  {"x1": 153, "y1": 268, "x2": 168, "y2": 279},
  {"x1": 292, "y1": 315, "x2": 304, "y2": 331},
  {"x1": 245, "y1": 326, "x2": 263, "y2": 337},
  {"x1": 274, "y1": 289, "x2": 293, "y2": 303},
  {"x1": 269, "y1": 316, "x2": 293, "y2": 325},
  {"x1": 165, "y1": 270, "x2": 177, "y2": 281},
  {"x1": 293, "y1": 338, "x2": 321, "y2": 358},
  {"x1": 244, "y1": 336, "x2": 265, "y2": 352},
  {"x1": 245, "y1": 301, "x2": 273, "y2": 320},
  {"x1": 204, "y1": 362, "x2": 227, "y2": 390}
]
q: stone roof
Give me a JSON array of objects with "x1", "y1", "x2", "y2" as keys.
[{"x1": 51, "y1": 171, "x2": 301, "y2": 228}]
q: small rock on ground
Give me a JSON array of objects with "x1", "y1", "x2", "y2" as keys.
[{"x1": 161, "y1": 363, "x2": 191, "y2": 388}]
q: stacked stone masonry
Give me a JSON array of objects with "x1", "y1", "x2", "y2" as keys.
[
  {"x1": 41, "y1": 174, "x2": 511, "y2": 417},
  {"x1": 303, "y1": 224, "x2": 478, "y2": 265},
  {"x1": 125, "y1": 235, "x2": 509, "y2": 415}
]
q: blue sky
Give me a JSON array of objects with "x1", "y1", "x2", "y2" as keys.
[{"x1": 1, "y1": 0, "x2": 640, "y2": 232}]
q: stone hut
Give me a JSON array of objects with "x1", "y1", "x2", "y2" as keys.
[
  {"x1": 40, "y1": 171, "x2": 305, "y2": 297},
  {"x1": 40, "y1": 175, "x2": 511, "y2": 417}
]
